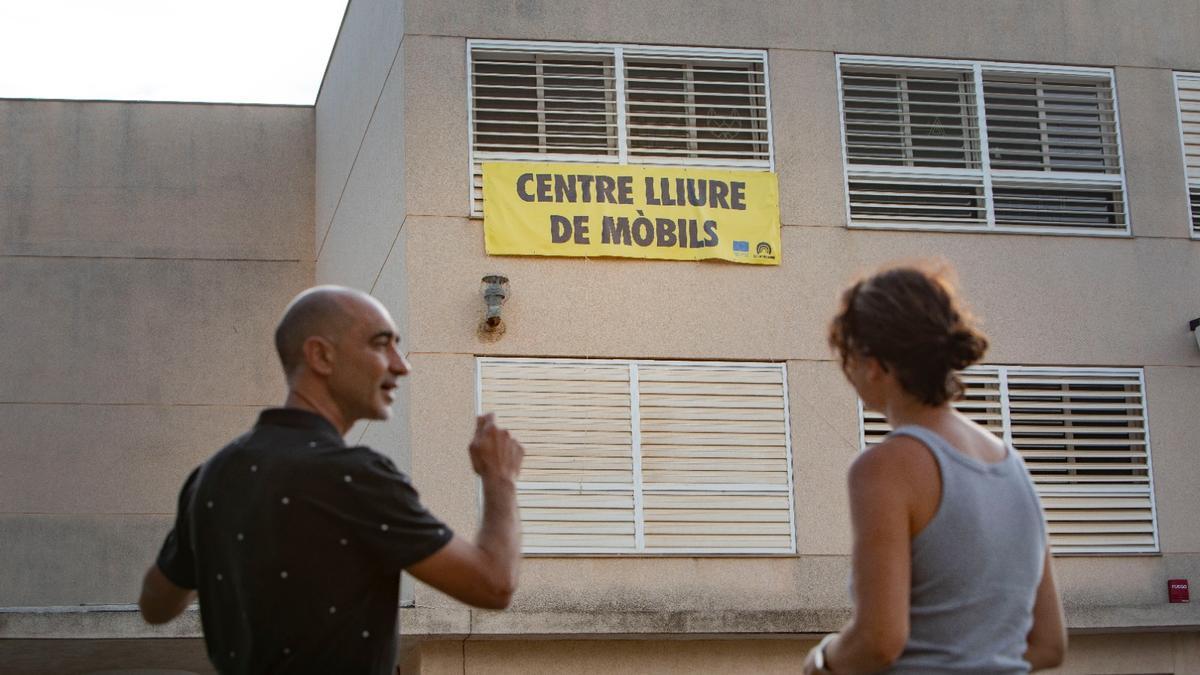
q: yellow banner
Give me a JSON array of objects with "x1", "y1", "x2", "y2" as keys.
[{"x1": 483, "y1": 162, "x2": 780, "y2": 265}]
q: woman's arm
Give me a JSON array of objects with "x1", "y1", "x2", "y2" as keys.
[
  {"x1": 1024, "y1": 548, "x2": 1067, "y2": 670},
  {"x1": 804, "y1": 442, "x2": 924, "y2": 674}
]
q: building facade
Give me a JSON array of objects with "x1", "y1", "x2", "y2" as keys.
[{"x1": 3, "y1": 1, "x2": 1200, "y2": 673}]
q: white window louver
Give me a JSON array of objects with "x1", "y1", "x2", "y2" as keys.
[
  {"x1": 469, "y1": 41, "x2": 772, "y2": 215},
  {"x1": 860, "y1": 367, "x2": 1158, "y2": 555},
  {"x1": 478, "y1": 358, "x2": 795, "y2": 554},
  {"x1": 838, "y1": 56, "x2": 1127, "y2": 235},
  {"x1": 1174, "y1": 72, "x2": 1200, "y2": 237}
]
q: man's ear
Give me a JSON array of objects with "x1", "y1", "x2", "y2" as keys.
[{"x1": 302, "y1": 336, "x2": 336, "y2": 377}]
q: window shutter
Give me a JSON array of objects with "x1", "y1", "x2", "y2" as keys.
[
  {"x1": 636, "y1": 363, "x2": 793, "y2": 553},
  {"x1": 479, "y1": 360, "x2": 637, "y2": 552},
  {"x1": 838, "y1": 56, "x2": 1127, "y2": 234},
  {"x1": 860, "y1": 366, "x2": 1157, "y2": 555},
  {"x1": 469, "y1": 41, "x2": 773, "y2": 215},
  {"x1": 840, "y1": 65, "x2": 986, "y2": 227},
  {"x1": 983, "y1": 75, "x2": 1118, "y2": 173},
  {"x1": 861, "y1": 368, "x2": 1003, "y2": 445},
  {"x1": 623, "y1": 56, "x2": 770, "y2": 164},
  {"x1": 983, "y1": 73, "x2": 1125, "y2": 231},
  {"x1": 1006, "y1": 369, "x2": 1155, "y2": 553},
  {"x1": 470, "y1": 45, "x2": 619, "y2": 215},
  {"x1": 1175, "y1": 73, "x2": 1200, "y2": 236},
  {"x1": 841, "y1": 67, "x2": 979, "y2": 170},
  {"x1": 479, "y1": 358, "x2": 795, "y2": 554}
]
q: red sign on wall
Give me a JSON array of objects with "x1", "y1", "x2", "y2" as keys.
[{"x1": 1168, "y1": 579, "x2": 1189, "y2": 603}]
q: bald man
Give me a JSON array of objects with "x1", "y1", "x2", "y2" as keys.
[{"x1": 138, "y1": 286, "x2": 524, "y2": 674}]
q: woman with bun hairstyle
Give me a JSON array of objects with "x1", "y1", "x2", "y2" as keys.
[{"x1": 803, "y1": 265, "x2": 1066, "y2": 675}]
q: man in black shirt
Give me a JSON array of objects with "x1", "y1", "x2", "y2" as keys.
[{"x1": 138, "y1": 286, "x2": 524, "y2": 674}]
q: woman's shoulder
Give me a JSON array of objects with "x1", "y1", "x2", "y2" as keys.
[{"x1": 850, "y1": 435, "x2": 939, "y2": 488}]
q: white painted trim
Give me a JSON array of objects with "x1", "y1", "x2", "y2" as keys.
[
  {"x1": 845, "y1": 221, "x2": 1132, "y2": 237},
  {"x1": 476, "y1": 151, "x2": 624, "y2": 164},
  {"x1": 473, "y1": 358, "x2": 485, "y2": 520},
  {"x1": 779, "y1": 362, "x2": 797, "y2": 553},
  {"x1": 838, "y1": 53, "x2": 977, "y2": 71},
  {"x1": 620, "y1": 156, "x2": 771, "y2": 168},
  {"x1": 523, "y1": 548, "x2": 796, "y2": 556},
  {"x1": 1036, "y1": 484, "x2": 1152, "y2": 495},
  {"x1": 997, "y1": 365, "x2": 1014, "y2": 447},
  {"x1": 470, "y1": 39, "x2": 618, "y2": 55},
  {"x1": 466, "y1": 43, "x2": 478, "y2": 217},
  {"x1": 517, "y1": 481, "x2": 635, "y2": 492},
  {"x1": 470, "y1": 38, "x2": 767, "y2": 62},
  {"x1": 837, "y1": 53, "x2": 1116, "y2": 78},
  {"x1": 1172, "y1": 71, "x2": 1200, "y2": 239},
  {"x1": 835, "y1": 56, "x2": 855, "y2": 233},
  {"x1": 845, "y1": 165, "x2": 985, "y2": 180},
  {"x1": 855, "y1": 397, "x2": 866, "y2": 452},
  {"x1": 520, "y1": 481, "x2": 791, "y2": 493},
  {"x1": 1136, "y1": 368, "x2": 1160, "y2": 553},
  {"x1": 998, "y1": 365, "x2": 1146, "y2": 376},
  {"x1": 480, "y1": 356, "x2": 789, "y2": 370},
  {"x1": 628, "y1": 362, "x2": 646, "y2": 550},
  {"x1": 762, "y1": 48, "x2": 777, "y2": 173},
  {"x1": 638, "y1": 483, "x2": 793, "y2": 493},
  {"x1": 987, "y1": 169, "x2": 1125, "y2": 185},
  {"x1": 973, "y1": 63, "x2": 997, "y2": 227},
  {"x1": 614, "y1": 46, "x2": 629, "y2": 165},
  {"x1": 1108, "y1": 65, "x2": 1134, "y2": 236}
]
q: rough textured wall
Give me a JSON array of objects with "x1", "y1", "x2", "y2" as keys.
[
  {"x1": 0, "y1": 99, "x2": 314, "y2": 607},
  {"x1": 313, "y1": 0, "x2": 413, "y2": 472},
  {"x1": 385, "y1": 0, "x2": 1200, "y2": 636}
]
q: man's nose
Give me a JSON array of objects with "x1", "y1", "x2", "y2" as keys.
[{"x1": 391, "y1": 349, "x2": 411, "y2": 375}]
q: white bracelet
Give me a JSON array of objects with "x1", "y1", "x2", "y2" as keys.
[{"x1": 813, "y1": 633, "x2": 838, "y2": 673}]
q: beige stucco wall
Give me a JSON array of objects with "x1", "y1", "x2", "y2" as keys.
[
  {"x1": 0, "y1": 99, "x2": 314, "y2": 608},
  {"x1": 405, "y1": 0, "x2": 1200, "y2": 72},
  {"x1": 327, "y1": 0, "x2": 1200, "y2": 641},
  {"x1": 401, "y1": 633, "x2": 1200, "y2": 674}
]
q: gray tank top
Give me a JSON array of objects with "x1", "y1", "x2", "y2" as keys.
[{"x1": 881, "y1": 425, "x2": 1047, "y2": 675}]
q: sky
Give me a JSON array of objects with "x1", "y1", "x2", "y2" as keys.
[{"x1": 0, "y1": 0, "x2": 349, "y2": 105}]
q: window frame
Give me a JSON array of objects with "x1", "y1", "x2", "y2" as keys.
[
  {"x1": 476, "y1": 356, "x2": 797, "y2": 556},
  {"x1": 856, "y1": 365, "x2": 1159, "y2": 556},
  {"x1": 467, "y1": 39, "x2": 776, "y2": 217},
  {"x1": 1172, "y1": 70, "x2": 1200, "y2": 239},
  {"x1": 836, "y1": 54, "x2": 1131, "y2": 237}
]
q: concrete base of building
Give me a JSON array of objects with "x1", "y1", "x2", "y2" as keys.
[{"x1": 2, "y1": 606, "x2": 1197, "y2": 674}]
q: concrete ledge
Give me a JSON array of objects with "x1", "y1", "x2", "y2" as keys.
[
  {"x1": 400, "y1": 606, "x2": 852, "y2": 639},
  {"x1": 0, "y1": 605, "x2": 201, "y2": 639},
  {"x1": 1066, "y1": 604, "x2": 1200, "y2": 634},
  {"x1": 4, "y1": 602, "x2": 1196, "y2": 641}
]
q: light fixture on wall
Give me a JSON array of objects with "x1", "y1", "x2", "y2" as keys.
[
  {"x1": 1191, "y1": 318, "x2": 1200, "y2": 351},
  {"x1": 481, "y1": 275, "x2": 510, "y2": 333}
]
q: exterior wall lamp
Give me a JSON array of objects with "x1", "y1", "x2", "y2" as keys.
[
  {"x1": 481, "y1": 274, "x2": 510, "y2": 333},
  {"x1": 1191, "y1": 318, "x2": 1200, "y2": 351}
]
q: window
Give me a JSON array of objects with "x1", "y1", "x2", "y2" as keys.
[
  {"x1": 860, "y1": 367, "x2": 1158, "y2": 554},
  {"x1": 478, "y1": 358, "x2": 795, "y2": 554},
  {"x1": 838, "y1": 56, "x2": 1128, "y2": 235},
  {"x1": 469, "y1": 40, "x2": 772, "y2": 215},
  {"x1": 1173, "y1": 72, "x2": 1200, "y2": 237}
]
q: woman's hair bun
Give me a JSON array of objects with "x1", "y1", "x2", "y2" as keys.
[
  {"x1": 829, "y1": 263, "x2": 989, "y2": 407},
  {"x1": 946, "y1": 327, "x2": 988, "y2": 371}
]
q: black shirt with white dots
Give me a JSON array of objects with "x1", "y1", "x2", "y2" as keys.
[{"x1": 156, "y1": 408, "x2": 453, "y2": 675}]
